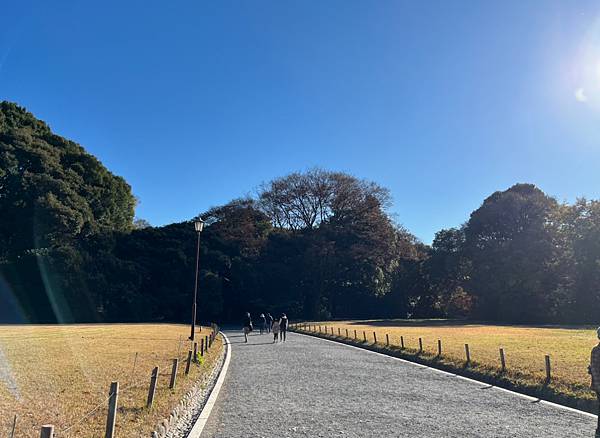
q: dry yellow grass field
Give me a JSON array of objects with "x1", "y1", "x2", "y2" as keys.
[
  {"x1": 303, "y1": 320, "x2": 599, "y2": 401},
  {"x1": 0, "y1": 324, "x2": 223, "y2": 438}
]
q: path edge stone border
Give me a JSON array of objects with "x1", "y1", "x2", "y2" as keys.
[
  {"x1": 149, "y1": 332, "x2": 229, "y2": 438},
  {"x1": 290, "y1": 327, "x2": 598, "y2": 419},
  {"x1": 185, "y1": 331, "x2": 232, "y2": 438}
]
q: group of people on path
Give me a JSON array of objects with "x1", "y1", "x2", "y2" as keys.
[{"x1": 243, "y1": 312, "x2": 289, "y2": 343}]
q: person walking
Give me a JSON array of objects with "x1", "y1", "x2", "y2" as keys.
[
  {"x1": 280, "y1": 313, "x2": 289, "y2": 342},
  {"x1": 259, "y1": 313, "x2": 267, "y2": 335},
  {"x1": 589, "y1": 327, "x2": 600, "y2": 437},
  {"x1": 271, "y1": 316, "x2": 280, "y2": 343},
  {"x1": 243, "y1": 312, "x2": 253, "y2": 343},
  {"x1": 266, "y1": 312, "x2": 274, "y2": 334}
]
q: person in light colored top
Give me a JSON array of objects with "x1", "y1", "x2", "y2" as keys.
[{"x1": 271, "y1": 318, "x2": 280, "y2": 343}]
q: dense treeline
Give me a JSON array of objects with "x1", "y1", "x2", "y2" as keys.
[{"x1": 1, "y1": 102, "x2": 599, "y2": 324}]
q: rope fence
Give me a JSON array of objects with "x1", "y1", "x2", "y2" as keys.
[
  {"x1": 6, "y1": 324, "x2": 221, "y2": 438},
  {"x1": 291, "y1": 323, "x2": 561, "y2": 386}
]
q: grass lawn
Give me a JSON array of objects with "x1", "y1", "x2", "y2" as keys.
[
  {"x1": 301, "y1": 320, "x2": 599, "y2": 402},
  {"x1": 0, "y1": 324, "x2": 222, "y2": 438}
]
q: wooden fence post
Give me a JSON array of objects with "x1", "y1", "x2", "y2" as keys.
[
  {"x1": 363, "y1": 331, "x2": 367, "y2": 342},
  {"x1": 338, "y1": 327, "x2": 341, "y2": 336},
  {"x1": 105, "y1": 381, "x2": 119, "y2": 438},
  {"x1": 205, "y1": 336, "x2": 209, "y2": 350},
  {"x1": 545, "y1": 355, "x2": 551, "y2": 383},
  {"x1": 209, "y1": 334, "x2": 213, "y2": 348},
  {"x1": 499, "y1": 348, "x2": 506, "y2": 372},
  {"x1": 418, "y1": 338, "x2": 423, "y2": 353},
  {"x1": 185, "y1": 350, "x2": 192, "y2": 375},
  {"x1": 40, "y1": 425, "x2": 54, "y2": 438},
  {"x1": 331, "y1": 327, "x2": 334, "y2": 335},
  {"x1": 354, "y1": 329, "x2": 357, "y2": 340},
  {"x1": 147, "y1": 366, "x2": 159, "y2": 409},
  {"x1": 437, "y1": 339, "x2": 442, "y2": 357},
  {"x1": 201, "y1": 338, "x2": 205, "y2": 357},
  {"x1": 346, "y1": 328, "x2": 349, "y2": 338},
  {"x1": 465, "y1": 344, "x2": 471, "y2": 366},
  {"x1": 193, "y1": 342, "x2": 198, "y2": 362},
  {"x1": 170, "y1": 359, "x2": 179, "y2": 389},
  {"x1": 10, "y1": 414, "x2": 17, "y2": 438},
  {"x1": 373, "y1": 332, "x2": 377, "y2": 344},
  {"x1": 386, "y1": 334, "x2": 390, "y2": 346},
  {"x1": 400, "y1": 336, "x2": 405, "y2": 349}
]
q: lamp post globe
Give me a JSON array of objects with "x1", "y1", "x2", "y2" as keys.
[
  {"x1": 190, "y1": 218, "x2": 204, "y2": 341},
  {"x1": 194, "y1": 219, "x2": 204, "y2": 233}
]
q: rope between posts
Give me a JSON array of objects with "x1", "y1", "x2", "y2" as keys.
[
  {"x1": 55, "y1": 376, "x2": 148, "y2": 436},
  {"x1": 56, "y1": 394, "x2": 110, "y2": 436},
  {"x1": 46, "y1": 327, "x2": 220, "y2": 436}
]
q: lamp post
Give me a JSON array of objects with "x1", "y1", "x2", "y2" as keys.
[{"x1": 189, "y1": 218, "x2": 204, "y2": 341}]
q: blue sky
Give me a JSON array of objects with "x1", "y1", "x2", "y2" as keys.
[{"x1": 2, "y1": 1, "x2": 600, "y2": 243}]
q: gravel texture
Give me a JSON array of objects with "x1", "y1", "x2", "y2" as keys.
[
  {"x1": 200, "y1": 330, "x2": 597, "y2": 438},
  {"x1": 154, "y1": 344, "x2": 226, "y2": 438}
]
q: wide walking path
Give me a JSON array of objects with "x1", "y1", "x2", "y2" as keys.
[{"x1": 200, "y1": 330, "x2": 597, "y2": 437}]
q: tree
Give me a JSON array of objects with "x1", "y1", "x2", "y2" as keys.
[
  {"x1": 133, "y1": 218, "x2": 152, "y2": 229},
  {"x1": 425, "y1": 227, "x2": 473, "y2": 317},
  {"x1": 560, "y1": 199, "x2": 600, "y2": 322},
  {"x1": 0, "y1": 101, "x2": 135, "y2": 259},
  {"x1": 0, "y1": 101, "x2": 136, "y2": 323},
  {"x1": 258, "y1": 168, "x2": 390, "y2": 230},
  {"x1": 463, "y1": 184, "x2": 561, "y2": 322}
]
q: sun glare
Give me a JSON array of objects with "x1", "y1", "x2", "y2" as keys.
[{"x1": 570, "y1": 12, "x2": 600, "y2": 108}]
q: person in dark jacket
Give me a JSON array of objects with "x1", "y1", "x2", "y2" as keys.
[
  {"x1": 279, "y1": 313, "x2": 289, "y2": 342},
  {"x1": 243, "y1": 312, "x2": 252, "y2": 343},
  {"x1": 259, "y1": 313, "x2": 267, "y2": 335},
  {"x1": 266, "y1": 313, "x2": 274, "y2": 333},
  {"x1": 589, "y1": 327, "x2": 600, "y2": 437}
]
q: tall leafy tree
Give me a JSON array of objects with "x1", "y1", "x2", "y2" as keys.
[
  {"x1": 0, "y1": 101, "x2": 135, "y2": 322},
  {"x1": 0, "y1": 101, "x2": 135, "y2": 257},
  {"x1": 560, "y1": 199, "x2": 600, "y2": 322},
  {"x1": 464, "y1": 184, "x2": 561, "y2": 322},
  {"x1": 425, "y1": 227, "x2": 473, "y2": 317}
]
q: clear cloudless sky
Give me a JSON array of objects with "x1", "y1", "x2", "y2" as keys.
[{"x1": 2, "y1": 1, "x2": 600, "y2": 243}]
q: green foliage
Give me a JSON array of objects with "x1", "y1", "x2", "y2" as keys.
[
  {"x1": 0, "y1": 101, "x2": 135, "y2": 322},
  {"x1": 464, "y1": 184, "x2": 560, "y2": 321},
  {"x1": 2, "y1": 102, "x2": 600, "y2": 325},
  {"x1": 0, "y1": 101, "x2": 135, "y2": 259}
]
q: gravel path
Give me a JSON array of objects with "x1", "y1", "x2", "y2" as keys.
[{"x1": 200, "y1": 331, "x2": 597, "y2": 437}]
